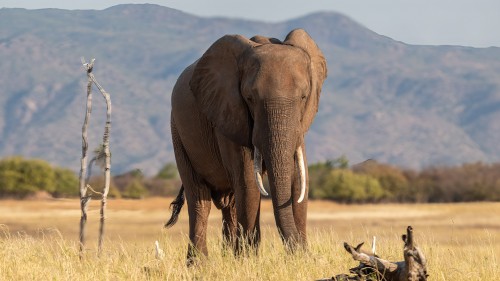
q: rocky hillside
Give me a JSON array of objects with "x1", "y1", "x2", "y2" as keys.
[{"x1": 1, "y1": 4, "x2": 499, "y2": 174}]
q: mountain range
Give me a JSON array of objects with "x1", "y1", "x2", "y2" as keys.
[{"x1": 1, "y1": 4, "x2": 500, "y2": 174}]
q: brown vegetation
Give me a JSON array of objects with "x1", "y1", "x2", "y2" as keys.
[{"x1": 311, "y1": 158, "x2": 500, "y2": 203}]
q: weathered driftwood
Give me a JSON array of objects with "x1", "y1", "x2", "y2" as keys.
[{"x1": 320, "y1": 226, "x2": 428, "y2": 281}]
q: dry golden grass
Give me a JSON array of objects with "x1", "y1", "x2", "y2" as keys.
[{"x1": 0, "y1": 198, "x2": 498, "y2": 280}]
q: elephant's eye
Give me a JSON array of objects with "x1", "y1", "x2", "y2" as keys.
[
  {"x1": 246, "y1": 96, "x2": 253, "y2": 103},
  {"x1": 301, "y1": 95, "x2": 307, "y2": 100}
]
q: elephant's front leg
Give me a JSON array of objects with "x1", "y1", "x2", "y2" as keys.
[
  {"x1": 234, "y1": 186, "x2": 261, "y2": 254},
  {"x1": 216, "y1": 135, "x2": 261, "y2": 255},
  {"x1": 233, "y1": 147, "x2": 262, "y2": 254}
]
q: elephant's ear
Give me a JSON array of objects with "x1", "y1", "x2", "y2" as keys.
[
  {"x1": 190, "y1": 35, "x2": 258, "y2": 147},
  {"x1": 284, "y1": 29, "x2": 327, "y2": 132}
]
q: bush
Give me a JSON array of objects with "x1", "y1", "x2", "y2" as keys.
[
  {"x1": 409, "y1": 162, "x2": 500, "y2": 202},
  {"x1": 0, "y1": 157, "x2": 73, "y2": 198},
  {"x1": 352, "y1": 160, "x2": 409, "y2": 202},
  {"x1": 113, "y1": 167, "x2": 182, "y2": 198},
  {"x1": 52, "y1": 168, "x2": 79, "y2": 198},
  {"x1": 308, "y1": 161, "x2": 334, "y2": 199},
  {"x1": 311, "y1": 169, "x2": 384, "y2": 203},
  {"x1": 122, "y1": 179, "x2": 148, "y2": 199},
  {"x1": 143, "y1": 178, "x2": 182, "y2": 197},
  {"x1": 155, "y1": 163, "x2": 179, "y2": 180}
]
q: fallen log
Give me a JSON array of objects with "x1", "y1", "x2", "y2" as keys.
[{"x1": 319, "y1": 226, "x2": 428, "y2": 281}]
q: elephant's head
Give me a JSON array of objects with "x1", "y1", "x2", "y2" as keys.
[{"x1": 190, "y1": 29, "x2": 327, "y2": 246}]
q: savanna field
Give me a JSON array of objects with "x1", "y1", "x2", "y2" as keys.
[{"x1": 0, "y1": 198, "x2": 498, "y2": 280}]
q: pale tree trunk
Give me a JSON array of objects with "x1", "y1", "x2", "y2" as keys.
[
  {"x1": 79, "y1": 58, "x2": 94, "y2": 258},
  {"x1": 96, "y1": 79, "x2": 111, "y2": 256},
  {"x1": 79, "y1": 58, "x2": 112, "y2": 257}
]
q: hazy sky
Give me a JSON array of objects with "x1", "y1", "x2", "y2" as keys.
[{"x1": 1, "y1": 0, "x2": 499, "y2": 47}]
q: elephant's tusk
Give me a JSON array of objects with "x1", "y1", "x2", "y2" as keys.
[
  {"x1": 254, "y1": 147, "x2": 269, "y2": 196},
  {"x1": 296, "y1": 146, "x2": 306, "y2": 203}
]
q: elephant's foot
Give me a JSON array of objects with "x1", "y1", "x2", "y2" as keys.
[
  {"x1": 234, "y1": 227, "x2": 261, "y2": 256},
  {"x1": 281, "y1": 234, "x2": 307, "y2": 254},
  {"x1": 186, "y1": 244, "x2": 207, "y2": 267}
]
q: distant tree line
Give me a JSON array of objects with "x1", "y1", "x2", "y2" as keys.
[
  {"x1": 0, "y1": 157, "x2": 180, "y2": 199},
  {"x1": 309, "y1": 156, "x2": 500, "y2": 203},
  {"x1": 1, "y1": 156, "x2": 499, "y2": 202}
]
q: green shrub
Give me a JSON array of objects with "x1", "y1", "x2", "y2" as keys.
[
  {"x1": 0, "y1": 157, "x2": 56, "y2": 198},
  {"x1": 155, "y1": 163, "x2": 179, "y2": 180},
  {"x1": 311, "y1": 169, "x2": 384, "y2": 203},
  {"x1": 52, "y1": 168, "x2": 79, "y2": 198},
  {"x1": 122, "y1": 179, "x2": 148, "y2": 199},
  {"x1": 352, "y1": 160, "x2": 409, "y2": 202},
  {"x1": 0, "y1": 157, "x2": 80, "y2": 198}
]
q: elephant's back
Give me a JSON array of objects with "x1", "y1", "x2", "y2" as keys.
[
  {"x1": 171, "y1": 61, "x2": 197, "y2": 109},
  {"x1": 171, "y1": 62, "x2": 231, "y2": 192}
]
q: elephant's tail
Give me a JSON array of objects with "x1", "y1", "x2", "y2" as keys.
[{"x1": 164, "y1": 185, "x2": 185, "y2": 228}]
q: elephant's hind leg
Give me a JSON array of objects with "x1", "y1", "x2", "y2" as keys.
[
  {"x1": 171, "y1": 120, "x2": 212, "y2": 265},
  {"x1": 185, "y1": 189, "x2": 212, "y2": 265}
]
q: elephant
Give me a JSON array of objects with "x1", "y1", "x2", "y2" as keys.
[{"x1": 164, "y1": 28, "x2": 327, "y2": 264}]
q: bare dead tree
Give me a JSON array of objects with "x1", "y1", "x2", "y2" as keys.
[
  {"x1": 319, "y1": 226, "x2": 428, "y2": 281},
  {"x1": 79, "y1": 58, "x2": 94, "y2": 258},
  {"x1": 79, "y1": 58, "x2": 112, "y2": 257}
]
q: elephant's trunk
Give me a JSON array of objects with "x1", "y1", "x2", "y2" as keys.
[
  {"x1": 267, "y1": 152, "x2": 300, "y2": 247},
  {"x1": 254, "y1": 146, "x2": 305, "y2": 203},
  {"x1": 260, "y1": 99, "x2": 301, "y2": 247}
]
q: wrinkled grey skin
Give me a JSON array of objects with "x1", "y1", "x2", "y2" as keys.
[{"x1": 167, "y1": 29, "x2": 327, "y2": 264}]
